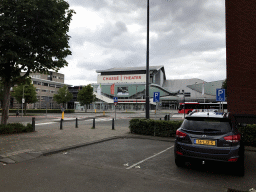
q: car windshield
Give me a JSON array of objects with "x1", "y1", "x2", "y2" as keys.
[{"x1": 182, "y1": 118, "x2": 232, "y2": 133}]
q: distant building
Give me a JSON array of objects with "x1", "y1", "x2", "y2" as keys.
[
  {"x1": 88, "y1": 66, "x2": 224, "y2": 111},
  {"x1": 12, "y1": 71, "x2": 71, "y2": 109}
]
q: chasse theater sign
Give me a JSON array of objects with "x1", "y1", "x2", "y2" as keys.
[{"x1": 98, "y1": 74, "x2": 146, "y2": 83}]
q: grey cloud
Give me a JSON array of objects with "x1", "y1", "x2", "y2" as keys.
[
  {"x1": 65, "y1": 0, "x2": 226, "y2": 84},
  {"x1": 69, "y1": 21, "x2": 128, "y2": 46},
  {"x1": 76, "y1": 52, "x2": 145, "y2": 71},
  {"x1": 67, "y1": 0, "x2": 109, "y2": 10}
]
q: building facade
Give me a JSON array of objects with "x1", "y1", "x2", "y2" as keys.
[
  {"x1": 12, "y1": 71, "x2": 71, "y2": 109},
  {"x1": 88, "y1": 66, "x2": 224, "y2": 111}
]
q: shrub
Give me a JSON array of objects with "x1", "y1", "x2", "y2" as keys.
[
  {"x1": 0, "y1": 123, "x2": 34, "y2": 135},
  {"x1": 129, "y1": 119, "x2": 183, "y2": 137},
  {"x1": 130, "y1": 119, "x2": 256, "y2": 147},
  {"x1": 238, "y1": 124, "x2": 256, "y2": 147}
]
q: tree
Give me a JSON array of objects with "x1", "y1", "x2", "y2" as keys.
[
  {"x1": 53, "y1": 85, "x2": 73, "y2": 108},
  {"x1": 77, "y1": 85, "x2": 96, "y2": 112},
  {"x1": 221, "y1": 79, "x2": 227, "y2": 98},
  {"x1": 0, "y1": 81, "x2": 4, "y2": 108},
  {"x1": 222, "y1": 79, "x2": 227, "y2": 90},
  {"x1": 11, "y1": 79, "x2": 37, "y2": 115},
  {"x1": 0, "y1": 0, "x2": 75, "y2": 124}
]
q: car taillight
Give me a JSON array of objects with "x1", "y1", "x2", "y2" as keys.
[
  {"x1": 176, "y1": 130, "x2": 187, "y2": 138},
  {"x1": 224, "y1": 134, "x2": 241, "y2": 143},
  {"x1": 228, "y1": 158, "x2": 238, "y2": 162},
  {"x1": 176, "y1": 151, "x2": 183, "y2": 156}
]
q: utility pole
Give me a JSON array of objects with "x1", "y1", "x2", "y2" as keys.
[{"x1": 146, "y1": 0, "x2": 150, "y2": 119}]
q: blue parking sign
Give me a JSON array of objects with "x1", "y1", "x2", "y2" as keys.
[
  {"x1": 113, "y1": 97, "x2": 118, "y2": 103},
  {"x1": 216, "y1": 89, "x2": 225, "y2": 101},
  {"x1": 153, "y1": 92, "x2": 160, "y2": 102}
]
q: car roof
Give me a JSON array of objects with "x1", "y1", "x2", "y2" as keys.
[{"x1": 187, "y1": 111, "x2": 227, "y2": 118}]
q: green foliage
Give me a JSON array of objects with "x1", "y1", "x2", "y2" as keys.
[
  {"x1": 0, "y1": 123, "x2": 33, "y2": 134},
  {"x1": 221, "y1": 79, "x2": 227, "y2": 97},
  {"x1": 130, "y1": 118, "x2": 256, "y2": 146},
  {"x1": 0, "y1": 0, "x2": 75, "y2": 125},
  {"x1": 11, "y1": 79, "x2": 37, "y2": 104},
  {"x1": 53, "y1": 85, "x2": 73, "y2": 107},
  {"x1": 221, "y1": 79, "x2": 227, "y2": 90},
  {"x1": 0, "y1": 0, "x2": 75, "y2": 77},
  {"x1": 129, "y1": 119, "x2": 183, "y2": 137},
  {"x1": 238, "y1": 124, "x2": 256, "y2": 147},
  {"x1": 77, "y1": 84, "x2": 96, "y2": 110}
]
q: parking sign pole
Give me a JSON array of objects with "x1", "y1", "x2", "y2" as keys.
[{"x1": 115, "y1": 104, "x2": 116, "y2": 120}]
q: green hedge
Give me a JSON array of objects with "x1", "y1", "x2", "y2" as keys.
[
  {"x1": 238, "y1": 124, "x2": 256, "y2": 147},
  {"x1": 129, "y1": 119, "x2": 183, "y2": 137},
  {"x1": 0, "y1": 123, "x2": 33, "y2": 134},
  {"x1": 2, "y1": 109, "x2": 75, "y2": 113},
  {"x1": 129, "y1": 119, "x2": 256, "y2": 147}
]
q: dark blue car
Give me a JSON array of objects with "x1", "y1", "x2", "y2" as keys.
[{"x1": 174, "y1": 111, "x2": 244, "y2": 176}]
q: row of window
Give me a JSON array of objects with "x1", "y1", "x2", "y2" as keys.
[
  {"x1": 33, "y1": 81, "x2": 62, "y2": 88},
  {"x1": 31, "y1": 74, "x2": 63, "y2": 80},
  {"x1": 36, "y1": 96, "x2": 53, "y2": 101},
  {"x1": 36, "y1": 89, "x2": 55, "y2": 94}
]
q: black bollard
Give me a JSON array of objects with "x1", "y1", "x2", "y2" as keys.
[
  {"x1": 112, "y1": 118, "x2": 115, "y2": 130},
  {"x1": 160, "y1": 118, "x2": 161, "y2": 120},
  {"x1": 93, "y1": 118, "x2": 95, "y2": 129},
  {"x1": 75, "y1": 118, "x2": 78, "y2": 128},
  {"x1": 32, "y1": 117, "x2": 35, "y2": 132},
  {"x1": 60, "y1": 119, "x2": 63, "y2": 130}
]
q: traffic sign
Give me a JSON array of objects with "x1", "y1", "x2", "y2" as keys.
[
  {"x1": 113, "y1": 97, "x2": 118, "y2": 103},
  {"x1": 153, "y1": 92, "x2": 160, "y2": 102},
  {"x1": 216, "y1": 89, "x2": 225, "y2": 101}
]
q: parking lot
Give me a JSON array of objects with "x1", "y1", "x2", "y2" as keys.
[{"x1": 1, "y1": 138, "x2": 256, "y2": 192}]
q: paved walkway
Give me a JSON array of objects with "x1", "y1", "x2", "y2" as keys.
[{"x1": 0, "y1": 115, "x2": 133, "y2": 164}]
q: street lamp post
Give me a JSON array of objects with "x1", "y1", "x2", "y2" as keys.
[
  {"x1": 182, "y1": 90, "x2": 185, "y2": 119},
  {"x1": 145, "y1": 0, "x2": 150, "y2": 119},
  {"x1": 22, "y1": 85, "x2": 28, "y2": 117}
]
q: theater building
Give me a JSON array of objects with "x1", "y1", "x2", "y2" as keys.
[{"x1": 90, "y1": 66, "x2": 224, "y2": 111}]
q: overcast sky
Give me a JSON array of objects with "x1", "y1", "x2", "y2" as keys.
[{"x1": 59, "y1": 0, "x2": 226, "y2": 86}]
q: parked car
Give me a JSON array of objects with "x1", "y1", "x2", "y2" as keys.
[{"x1": 174, "y1": 111, "x2": 244, "y2": 176}]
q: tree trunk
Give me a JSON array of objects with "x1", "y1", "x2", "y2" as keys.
[
  {"x1": 24, "y1": 103, "x2": 27, "y2": 116},
  {"x1": 85, "y1": 105, "x2": 87, "y2": 113},
  {"x1": 1, "y1": 81, "x2": 11, "y2": 125}
]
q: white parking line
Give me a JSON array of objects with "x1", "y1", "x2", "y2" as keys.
[
  {"x1": 126, "y1": 146, "x2": 174, "y2": 170},
  {"x1": 35, "y1": 122, "x2": 57, "y2": 125},
  {"x1": 84, "y1": 118, "x2": 112, "y2": 122}
]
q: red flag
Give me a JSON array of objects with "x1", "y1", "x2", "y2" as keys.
[{"x1": 110, "y1": 84, "x2": 115, "y2": 95}]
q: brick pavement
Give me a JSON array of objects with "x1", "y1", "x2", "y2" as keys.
[{"x1": 0, "y1": 116, "x2": 131, "y2": 164}]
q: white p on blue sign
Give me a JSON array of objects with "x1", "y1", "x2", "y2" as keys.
[
  {"x1": 216, "y1": 89, "x2": 225, "y2": 101},
  {"x1": 113, "y1": 97, "x2": 118, "y2": 103},
  {"x1": 153, "y1": 92, "x2": 160, "y2": 102}
]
